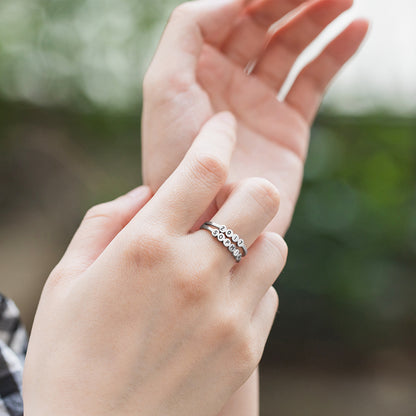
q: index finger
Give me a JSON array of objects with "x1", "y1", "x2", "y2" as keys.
[{"x1": 137, "y1": 112, "x2": 237, "y2": 233}]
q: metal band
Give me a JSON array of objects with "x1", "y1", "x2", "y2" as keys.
[
  {"x1": 200, "y1": 223, "x2": 243, "y2": 263},
  {"x1": 204, "y1": 221, "x2": 248, "y2": 257}
]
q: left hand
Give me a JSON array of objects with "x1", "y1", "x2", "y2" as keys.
[{"x1": 142, "y1": 0, "x2": 369, "y2": 234}]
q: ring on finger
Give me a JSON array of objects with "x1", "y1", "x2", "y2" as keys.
[{"x1": 200, "y1": 221, "x2": 248, "y2": 263}]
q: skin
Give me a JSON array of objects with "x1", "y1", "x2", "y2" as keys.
[
  {"x1": 23, "y1": 113, "x2": 288, "y2": 416},
  {"x1": 141, "y1": 0, "x2": 369, "y2": 413},
  {"x1": 142, "y1": 0, "x2": 369, "y2": 235}
]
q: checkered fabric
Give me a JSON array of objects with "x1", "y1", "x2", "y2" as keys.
[{"x1": 0, "y1": 294, "x2": 27, "y2": 416}]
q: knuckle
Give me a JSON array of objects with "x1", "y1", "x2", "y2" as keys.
[
  {"x1": 211, "y1": 308, "x2": 242, "y2": 342},
  {"x1": 124, "y1": 226, "x2": 171, "y2": 268},
  {"x1": 174, "y1": 273, "x2": 211, "y2": 305},
  {"x1": 243, "y1": 178, "x2": 280, "y2": 217},
  {"x1": 192, "y1": 153, "x2": 228, "y2": 187},
  {"x1": 234, "y1": 334, "x2": 260, "y2": 374}
]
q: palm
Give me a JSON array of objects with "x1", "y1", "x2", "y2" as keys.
[
  {"x1": 142, "y1": 0, "x2": 368, "y2": 234},
  {"x1": 198, "y1": 45, "x2": 308, "y2": 233},
  {"x1": 228, "y1": 118, "x2": 304, "y2": 236}
]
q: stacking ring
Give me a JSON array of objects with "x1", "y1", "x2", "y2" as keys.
[{"x1": 200, "y1": 221, "x2": 248, "y2": 263}]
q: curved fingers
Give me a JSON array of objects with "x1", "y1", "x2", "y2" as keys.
[
  {"x1": 285, "y1": 18, "x2": 370, "y2": 124},
  {"x1": 253, "y1": 0, "x2": 354, "y2": 92},
  {"x1": 221, "y1": 0, "x2": 308, "y2": 67}
]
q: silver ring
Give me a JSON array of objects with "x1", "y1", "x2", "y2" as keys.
[
  {"x1": 204, "y1": 221, "x2": 248, "y2": 257},
  {"x1": 200, "y1": 222, "x2": 247, "y2": 263}
]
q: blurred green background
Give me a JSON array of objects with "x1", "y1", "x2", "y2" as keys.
[{"x1": 0, "y1": 1, "x2": 415, "y2": 415}]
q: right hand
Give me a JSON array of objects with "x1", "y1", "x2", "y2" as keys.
[{"x1": 23, "y1": 112, "x2": 287, "y2": 416}]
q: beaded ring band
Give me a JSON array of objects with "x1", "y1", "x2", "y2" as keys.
[
  {"x1": 205, "y1": 221, "x2": 248, "y2": 256},
  {"x1": 200, "y1": 221, "x2": 248, "y2": 263}
]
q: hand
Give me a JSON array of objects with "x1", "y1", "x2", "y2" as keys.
[
  {"x1": 142, "y1": 0, "x2": 369, "y2": 234},
  {"x1": 23, "y1": 113, "x2": 287, "y2": 416}
]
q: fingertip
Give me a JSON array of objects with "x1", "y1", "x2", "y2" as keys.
[
  {"x1": 352, "y1": 17, "x2": 371, "y2": 36},
  {"x1": 344, "y1": 18, "x2": 371, "y2": 41},
  {"x1": 198, "y1": 111, "x2": 237, "y2": 147},
  {"x1": 215, "y1": 111, "x2": 237, "y2": 128},
  {"x1": 205, "y1": 112, "x2": 237, "y2": 143},
  {"x1": 341, "y1": 18, "x2": 371, "y2": 54},
  {"x1": 325, "y1": 17, "x2": 370, "y2": 62},
  {"x1": 125, "y1": 185, "x2": 153, "y2": 202},
  {"x1": 149, "y1": 111, "x2": 238, "y2": 233}
]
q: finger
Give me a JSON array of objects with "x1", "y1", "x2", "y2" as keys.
[
  {"x1": 252, "y1": 0, "x2": 353, "y2": 92},
  {"x1": 251, "y1": 286, "x2": 279, "y2": 350},
  {"x1": 285, "y1": 18, "x2": 369, "y2": 124},
  {"x1": 139, "y1": 112, "x2": 237, "y2": 233},
  {"x1": 195, "y1": 178, "x2": 280, "y2": 268},
  {"x1": 221, "y1": 0, "x2": 308, "y2": 67},
  {"x1": 59, "y1": 186, "x2": 152, "y2": 275},
  {"x1": 232, "y1": 232, "x2": 287, "y2": 311},
  {"x1": 198, "y1": 45, "x2": 307, "y2": 158},
  {"x1": 144, "y1": 0, "x2": 245, "y2": 95},
  {"x1": 143, "y1": 0, "x2": 247, "y2": 193},
  {"x1": 190, "y1": 182, "x2": 237, "y2": 233}
]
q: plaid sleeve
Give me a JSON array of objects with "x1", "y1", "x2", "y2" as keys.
[{"x1": 0, "y1": 294, "x2": 27, "y2": 416}]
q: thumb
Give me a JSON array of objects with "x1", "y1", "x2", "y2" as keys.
[
  {"x1": 57, "y1": 186, "x2": 152, "y2": 277},
  {"x1": 145, "y1": 0, "x2": 244, "y2": 91}
]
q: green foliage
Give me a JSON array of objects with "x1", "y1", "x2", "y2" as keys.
[
  {"x1": 278, "y1": 115, "x2": 416, "y2": 350},
  {"x1": 0, "y1": 0, "x2": 180, "y2": 109}
]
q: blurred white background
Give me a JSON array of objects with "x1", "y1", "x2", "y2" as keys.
[{"x1": 323, "y1": 0, "x2": 416, "y2": 114}]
